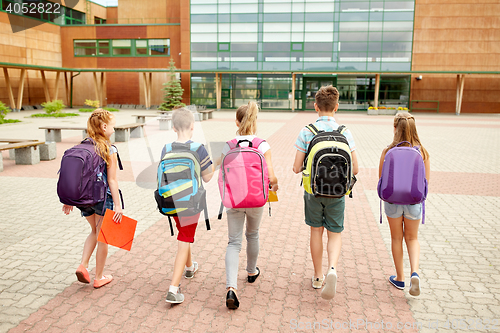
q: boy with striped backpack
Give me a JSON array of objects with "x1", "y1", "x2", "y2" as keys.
[
  {"x1": 293, "y1": 86, "x2": 359, "y2": 301},
  {"x1": 154, "y1": 108, "x2": 214, "y2": 304}
]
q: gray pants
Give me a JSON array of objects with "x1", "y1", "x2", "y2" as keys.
[{"x1": 225, "y1": 206, "x2": 264, "y2": 289}]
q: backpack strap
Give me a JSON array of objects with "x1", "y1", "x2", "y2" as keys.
[
  {"x1": 189, "y1": 142, "x2": 202, "y2": 152},
  {"x1": 227, "y1": 139, "x2": 238, "y2": 150},
  {"x1": 305, "y1": 123, "x2": 320, "y2": 135},
  {"x1": 111, "y1": 145, "x2": 123, "y2": 170},
  {"x1": 337, "y1": 124, "x2": 347, "y2": 134},
  {"x1": 422, "y1": 201, "x2": 425, "y2": 224},
  {"x1": 250, "y1": 137, "x2": 265, "y2": 149}
]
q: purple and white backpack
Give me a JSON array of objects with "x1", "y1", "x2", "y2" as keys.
[
  {"x1": 377, "y1": 141, "x2": 428, "y2": 223},
  {"x1": 57, "y1": 138, "x2": 123, "y2": 207}
]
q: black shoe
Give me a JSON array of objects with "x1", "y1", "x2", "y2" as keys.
[
  {"x1": 247, "y1": 267, "x2": 260, "y2": 283},
  {"x1": 226, "y1": 290, "x2": 239, "y2": 309}
]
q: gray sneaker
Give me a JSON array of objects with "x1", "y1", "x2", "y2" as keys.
[
  {"x1": 166, "y1": 291, "x2": 184, "y2": 304},
  {"x1": 184, "y1": 262, "x2": 198, "y2": 279},
  {"x1": 321, "y1": 267, "x2": 337, "y2": 300}
]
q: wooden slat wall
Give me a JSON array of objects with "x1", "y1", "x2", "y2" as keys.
[{"x1": 412, "y1": 0, "x2": 500, "y2": 113}]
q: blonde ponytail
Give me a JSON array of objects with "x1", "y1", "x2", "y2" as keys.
[
  {"x1": 236, "y1": 101, "x2": 259, "y2": 135},
  {"x1": 86, "y1": 108, "x2": 113, "y2": 165}
]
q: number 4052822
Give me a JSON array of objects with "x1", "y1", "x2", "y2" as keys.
[{"x1": 5, "y1": 2, "x2": 61, "y2": 15}]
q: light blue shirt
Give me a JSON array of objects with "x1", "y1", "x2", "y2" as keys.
[{"x1": 294, "y1": 116, "x2": 356, "y2": 153}]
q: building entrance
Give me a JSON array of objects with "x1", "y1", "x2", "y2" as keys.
[{"x1": 301, "y1": 77, "x2": 337, "y2": 110}]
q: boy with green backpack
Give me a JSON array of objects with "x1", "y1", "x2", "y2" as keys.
[
  {"x1": 292, "y1": 86, "x2": 359, "y2": 300},
  {"x1": 154, "y1": 108, "x2": 214, "y2": 304}
]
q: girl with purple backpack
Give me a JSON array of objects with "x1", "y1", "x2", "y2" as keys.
[
  {"x1": 378, "y1": 112, "x2": 430, "y2": 296},
  {"x1": 220, "y1": 101, "x2": 278, "y2": 309},
  {"x1": 62, "y1": 109, "x2": 123, "y2": 289}
]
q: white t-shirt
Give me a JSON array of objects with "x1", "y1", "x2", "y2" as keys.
[{"x1": 221, "y1": 135, "x2": 270, "y2": 155}]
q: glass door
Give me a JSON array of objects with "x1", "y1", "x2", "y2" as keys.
[{"x1": 301, "y1": 78, "x2": 336, "y2": 110}]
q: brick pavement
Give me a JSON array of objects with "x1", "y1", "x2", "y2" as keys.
[{"x1": 0, "y1": 110, "x2": 499, "y2": 332}]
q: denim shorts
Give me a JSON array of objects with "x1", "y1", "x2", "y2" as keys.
[
  {"x1": 384, "y1": 202, "x2": 422, "y2": 221},
  {"x1": 77, "y1": 194, "x2": 114, "y2": 217}
]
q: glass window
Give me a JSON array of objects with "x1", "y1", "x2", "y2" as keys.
[
  {"x1": 264, "y1": 23, "x2": 292, "y2": 33},
  {"x1": 75, "y1": 40, "x2": 96, "y2": 48},
  {"x1": 231, "y1": 13, "x2": 258, "y2": 22},
  {"x1": 191, "y1": 14, "x2": 217, "y2": 23},
  {"x1": 263, "y1": 43, "x2": 290, "y2": 51},
  {"x1": 98, "y1": 40, "x2": 110, "y2": 55},
  {"x1": 264, "y1": 32, "x2": 291, "y2": 42},
  {"x1": 339, "y1": 12, "x2": 369, "y2": 22},
  {"x1": 191, "y1": 23, "x2": 217, "y2": 33},
  {"x1": 304, "y1": 32, "x2": 333, "y2": 42},
  {"x1": 306, "y1": 2, "x2": 333, "y2": 12},
  {"x1": 192, "y1": 43, "x2": 218, "y2": 52},
  {"x1": 231, "y1": 43, "x2": 258, "y2": 52},
  {"x1": 304, "y1": 43, "x2": 332, "y2": 52},
  {"x1": 263, "y1": 13, "x2": 291, "y2": 22},
  {"x1": 339, "y1": 32, "x2": 369, "y2": 42},
  {"x1": 218, "y1": 43, "x2": 230, "y2": 51},
  {"x1": 304, "y1": 13, "x2": 333, "y2": 22},
  {"x1": 231, "y1": 23, "x2": 258, "y2": 33},
  {"x1": 340, "y1": 22, "x2": 369, "y2": 32},
  {"x1": 232, "y1": 4, "x2": 258, "y2": 13},
  {"x1": 383, "y1": 32, "x2": 412, "y2": 42},
  {"x1": 231, "y1": 33, "x2": 258, "y2": 43},
  {"x1": 383, "y1": 12, "x2": 414, "y2": 21},
  {"x1": 264, "y1": 3, "x2": 291, "y2": 12},
  {"x1": 385, "y1": 2, "x2": 414, "y2": 10},
  {"x1": 149, "y1": 39, "x2": 169, "y2": 56},
  {"x1": 291, "y1": 43, "x2": 303, "y2": 51},
  {"x1": 305, "y1": 22, "x2": 333, "y2": 32},
  {"x1": 340, "y1": 2, "x2": 370, "y2": 11},
  {"x1": 191, "y1": 5, "x2": 217, "y2": 14}
]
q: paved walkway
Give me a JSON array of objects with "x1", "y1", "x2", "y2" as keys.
[{"x1": 0, "y1": 109, "x2": 499, "y2": 332}]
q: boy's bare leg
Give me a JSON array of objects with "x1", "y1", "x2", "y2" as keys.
[
  {"x1": 387, "y1": 216, "x2": 405, "y2": 281},
  {"x1": 171, "y1": 241, "x2": 190, "y2": 287},
  {"x1": 186, "y1": 243, "x2": 193, "y2": 269},
  {"x1": 310, "y1": 226, "x2": 324, "y2": 279},
  {"x1": 326, "y1": 230, "x2": 342, "y2": 269}
]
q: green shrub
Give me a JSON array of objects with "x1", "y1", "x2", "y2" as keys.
[
  {"x1": 79, "y1": 108, "x2": 94, "y2": 112},
  {"x1": 31, "y1": 112, "x2": 79, "y2": 118},
  {"x1": 85, "y1": 99, "x2": 100, "y2": 108},
  {"x1": 0, "y1": 101, "x2": 21, "y2": 124},
  {"x1": 103, "y1": 107, "x2": 119, "y2": 112},
  {"x1": 41, "y1": 100, "x2": 66, "y2": 114}
]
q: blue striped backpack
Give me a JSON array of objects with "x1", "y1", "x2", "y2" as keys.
[{"x1": 154, "y1": 142, "x2": 210, "y2": 236}]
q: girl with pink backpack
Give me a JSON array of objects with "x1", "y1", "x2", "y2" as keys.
[
  {"x1": 378, "y1": 112, "x2": 430, "y2": 296},
  {"x1": 219, "y1": 101, "x2": 278, "y2": 309}
]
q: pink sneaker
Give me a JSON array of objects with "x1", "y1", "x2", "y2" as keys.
[{"x1": 93, "y1": 275, "x2": 113, "y2": 288}]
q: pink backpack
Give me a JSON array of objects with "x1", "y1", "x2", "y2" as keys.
[{"x1": 218, "y1": 138, "x2": 269, "y2": 217}]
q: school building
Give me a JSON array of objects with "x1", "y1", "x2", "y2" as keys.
[{"x1": 0, "y1": 0, "x2": 499, "y2": 113}]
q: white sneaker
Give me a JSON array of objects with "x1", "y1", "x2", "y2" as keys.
[
  {"x1": 312, "y1": 275, "x2": 325, "y2": 289},
  {"x1": 184, "y1": 262, "x2": 198, "y2": 279},
  {"x1": 321, "y1": 267, "x2": 337, "y2": 300}
]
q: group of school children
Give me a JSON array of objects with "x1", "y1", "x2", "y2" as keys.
[{"x1": 61, "y1": 85, "x2": 430, "y2": 309}]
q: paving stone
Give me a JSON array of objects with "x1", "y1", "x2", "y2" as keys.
[{"x1": 1, "y1": 111, "x2": 500, "y2": 332}]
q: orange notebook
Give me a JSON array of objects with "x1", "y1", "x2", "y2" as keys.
[
  {"x1": 268, "y1": 190, "x2": 278, "y2": 202},
  {"x1": 97, "y1": 209, "x2": 138, "y2": 251}
]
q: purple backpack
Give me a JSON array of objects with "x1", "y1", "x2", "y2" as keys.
[
  {"x1": 57, "y1": 138, "x2": 122, "y2": 207},
  {"x1": 377, "y1": 141, "x2": 428, "y2": 223}
]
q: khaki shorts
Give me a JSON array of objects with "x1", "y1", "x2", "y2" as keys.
[{"x1": 303, "y1": 192, "x2": 345, "y2": 233}]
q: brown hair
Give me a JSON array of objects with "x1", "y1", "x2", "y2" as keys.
[
  {"x1": 236, "y1": 101, "x2": 259, "y2": 135},
  {"x1": 315, "y1": 85, "x2": 339, "y2": 112},
  {"x1": 172, "y1": 108, "x2": 194, "y2": 131},
  {"x1": 86, "y1": 108, "x2": 114, "y2": 165},
  {"x1": 388, "y1": 112, "x2": 429, "y2": 160}
]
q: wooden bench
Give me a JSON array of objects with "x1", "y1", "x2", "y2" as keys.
[
  {"x1": 115, "y1": 123, "x2": 145, "y2": 142},
  {"x1": 198, "y1": 109, "x2": 215, "y2": 120},
  {"x1": 0, "y1": 139, "x2": 46, "y2": 171},
  {"x1": 39, "y1": 126, "x2": 87, "y2": 143}
]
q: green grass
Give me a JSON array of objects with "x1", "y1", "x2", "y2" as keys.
[
  {"x1": 79, "y1": 107, "x2": 119, "y2": 112},
  {"x1": 30, "y1": 113, "x2": 80, "y2": 118},
  {"x1": 0, "y1": 119, "x2": 21, "y2": 124}
]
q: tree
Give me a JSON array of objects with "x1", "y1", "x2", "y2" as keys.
[{"x1": 158, "y1": 60, "x2": 185, "y2": 111}]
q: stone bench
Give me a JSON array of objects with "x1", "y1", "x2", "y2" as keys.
[
  {"x1": 132, "y1": 114, "x2": 160, "y2": 123},
  {"x1": 0, "y1": 139, "x2": 51, "y2": 171},
  {"x1": 115, "y1": 123, "x2": 145, "y2": 142},
  {"x1": 39, "y1": 126, "x2": 117, "y2": 143},
  {"x1": 198, "y1": 109, "x2": 215, "y2": 120}
]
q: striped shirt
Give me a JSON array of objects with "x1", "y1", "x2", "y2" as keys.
[
  {"x1": 294, "y1": 116, "x2": 356, "y2": 153},
  {"x1": 161, "y1": 141, "x2": 212, "y2": 172}
]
